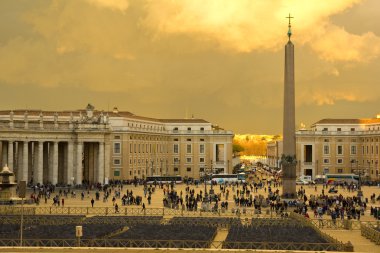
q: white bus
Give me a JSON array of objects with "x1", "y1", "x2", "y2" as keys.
[
  {"x1": 146, "y1": 176, "x2": 182, "y2": 184},
  {"x1": 325, "y1": 174, "x2": 359, "y2": 185},
  {"x1": 210, "y1": 173, "x2": 246, "y2": 184}
]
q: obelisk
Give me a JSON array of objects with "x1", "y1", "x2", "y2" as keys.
[{"x1": 282, "y1": 14, "x2": 297, "y2": 198}]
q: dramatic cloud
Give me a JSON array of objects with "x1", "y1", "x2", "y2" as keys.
[
  {"x1": 84, "y1": 0, "x2": 129, "y2": 13},
  {"x1": 0, "y1": 0, "x2": 379, "y2": 133},
  {"x1": 143, "y1": 0, "x2": 380, "y2": 62},
  {"x1": 310, "y1": 24, "x2": 380, "y2": 62}
]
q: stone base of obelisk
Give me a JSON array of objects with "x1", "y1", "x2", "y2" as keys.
[{"x1": 282, "y1": 163, "x2": 297, "y2": 199}]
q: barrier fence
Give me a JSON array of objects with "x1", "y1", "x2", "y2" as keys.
[
  {"x1": 0, "y1": 209, "x2": 354, "y2": 251},
  {"x1": 0, "y1": 239, "x2": 353, "y2": 251},
  {"x1": 309, "y1": 218, "x2": 380, "y2": 230},
  {"x1": 0, "y1": 206, "x2": 283, "y2": 217},
  {"x1": 361, "y1": 223, "x2": 380, "y2": 245},
  {"x1": 1, "y1": 206, "x2": 377, "y2": 230},
  {"x1": 289, "y1": 212, "x2": 353, "y2": 251}
]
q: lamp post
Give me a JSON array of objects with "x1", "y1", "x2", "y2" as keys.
[
  {"x1": 145, "y1": 160, "x2": 148, "y2": 178},
  {"x1": 174, "y1": 158, "x2": 180, "y2": 175},
  {"x1": 367, "y1": 160, "x2": 370, "y2": 182},
  {"x1": 166, "y1": 159, "x2": 168, "y2": 176},
  {"x1": 203, "y1": 165, "x2": 211, "y2": 203},
  {"x1": 204, "y1": 167, "x2": 207, "y2": 199},
  {"x1": 210, "y1": 160, "x2": 213, "y2": 191},
  {"x1": 356, "y1": 162, "x2": 363, "y2": 197},
  {"x1": 160, "y1": 159, "x2": 163, "y2": 176}
]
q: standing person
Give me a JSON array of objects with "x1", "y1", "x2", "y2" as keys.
[
  {"x1": 142, "y1": 203, "x2": 146, "y2": 210},
  {"x1": 61, "y1": 198, "x2": 65, "y2": 207},
  {"x1": 91, "y1": 198, "x2": 95, "y2": 207},
  {"x1": 115, "y1": 203, "x2": 119, "y2": 213}
]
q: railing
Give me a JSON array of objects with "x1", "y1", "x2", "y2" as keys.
[
  {"x1": 0, "y1": 206, "x2": 287, "y2": 218},
  {"x1": 0, "y1": 239, "x2": 352, "y2": 251},
  {"x1": 309, "y1": 218, "x2": 380, "y2": 230},
  {"x1": 361, "y1": 223, "x2": 380, "y2": 245},
  {"x1": 289, "y1": 212, "x2": 353, "y2": 251}
]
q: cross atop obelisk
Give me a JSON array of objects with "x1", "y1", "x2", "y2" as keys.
[
  {"x1": 286, "y1": 13, "x2": 293, "y2": 40},
  {"x1": 282, "y1": 14, "x2": 297, "y2": 198}
]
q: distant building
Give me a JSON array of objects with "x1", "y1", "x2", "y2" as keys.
[
  {"x1": 0, "y1": 104, "x2": 233, "y2": 185},
  {"x1": 267, "y1": 115, "x2": 380, "y2": 180},
  {"x1": 266, "y1": 140, "x2": 283, "y2": 169}
]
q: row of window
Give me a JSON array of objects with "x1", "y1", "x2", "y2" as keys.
[
  {"x1": 321, "y1": 127, "x2": 380, "y2": 132},
  {"x1": 323, "y1": 138, "x2": 380, "y2": 142},
  {"x1": 322, "y1": 145, "x2": 379, "y2": 155},
  {"x1": 174, "y1": 144, "x2": 205, "y2": 154},
  {"x1": 117, "y1": 135, "x2": 208, "y2": 142},
  {"x1": 323, "y1": 158, "x2": 344, "y2": 164},
  {"x1": 113, "y1": 143, "x2": 206, "y2": 155},
  {"x1": 173, "y1": 127, "x2": 205, "y2": 132},
  {"x1": 113, "y1": 157, "x2": 207, "y2": 166},
  {"x1": 322, "y1": 158, "x2": 378, "y2": 165},
  {"x1": 113, "y1": 167, "x2": 201, "y2": 177}
]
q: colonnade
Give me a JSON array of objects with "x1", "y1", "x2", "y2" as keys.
[{"x1": 0, "y1": 140, "x2": 109, "y2": 185}]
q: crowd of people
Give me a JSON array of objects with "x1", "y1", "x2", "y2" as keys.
[{"x1": 12, "y1": 164, "x2": 379, "y2": 222}]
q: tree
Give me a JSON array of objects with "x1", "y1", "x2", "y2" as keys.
[{"x1": 233, "y1": 144, "x2": 244, "y2": 154}]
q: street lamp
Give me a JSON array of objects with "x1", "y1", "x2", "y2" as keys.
[
  {"x1": 145, "y1": 160, "x2": 148, "y2": 177},
  {"x1": 160, "y1": 159, "x2": 163, "y2": 176},
  {"x1": 165, "y1": 159, "x2": 168, "y2": 176},
  {"x1": 174, "y1": 158, "x2": 180, "y2": 175},
  {"x1": 203, "y1": 166, "x2": 211, "y2": 202},
  {"x1": 367, "y1": 160, "x2": 370, "y2": 182},
  {"x1": 350, "y1": 159, "x2": 355, "y2": 174}
]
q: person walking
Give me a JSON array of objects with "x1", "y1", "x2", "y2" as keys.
[{"x1": 91, "y1": 198, "x2": 95, "y2": 207}]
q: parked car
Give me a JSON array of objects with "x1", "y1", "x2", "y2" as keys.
[{"x1": 296, "y1": 179, "x2": 309, "y2": 185}]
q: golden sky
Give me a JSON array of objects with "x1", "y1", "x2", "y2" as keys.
[{"x1": 0, "y1": 0, "x2": 379, "y2": 134}]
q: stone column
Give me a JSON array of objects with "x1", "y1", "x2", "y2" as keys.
[
  {"x1": 36, "y1": 141, "x2": 43, "y2": 185},
  {"x1": 8, "y1": 141, "x2": 13, "y2": 171},
  {"x1": 1, "y1": 141, "x2": 8, "y2": 167},
  {"x1": 48, "y1": 143, "x2": 54, "y2": 183},
  {"x1": 17, "y1": 142, "x2": 22, "y2": 182},
  {"x1": 52, "y1": 142, "x2": 59, "y2": 185},
  {"x1": 76, "y1": 142, "x2": 83, "y2": 185},
  {"x1": 67, "y1": 141, "x2": 74, "y2": 185},
  {"x1": 104, "y1": 142, "x2": 110, "y2": 183},
  {"x1": 97, "y1": 142, "x2": 104, "y2": 184},
  {"x1": 22, "y1": 141, "x2": 28, "y2": 182},
  {"x1": 28, "y1": 142, "x2": 33, "y2": 183}
]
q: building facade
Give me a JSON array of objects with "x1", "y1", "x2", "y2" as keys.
[
  {"x1": 0, "y1": 104, "x2": 233, "y2": 185},
  {"x1": 266, "y1": 140, "x2": 283, "y2": 169},
  {"x1": 267, "y1": 116, "x2": 380, "y2": 181}
]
